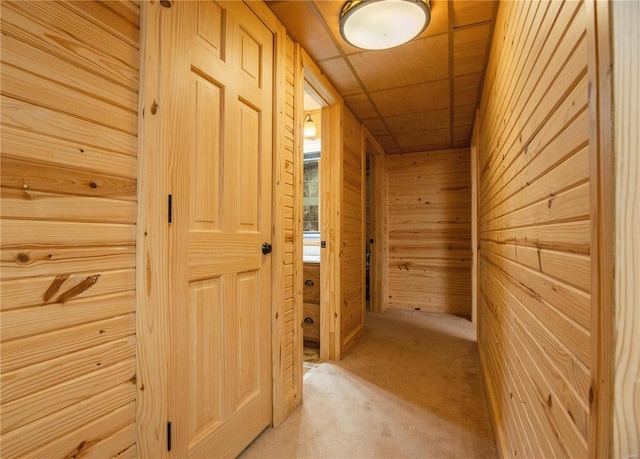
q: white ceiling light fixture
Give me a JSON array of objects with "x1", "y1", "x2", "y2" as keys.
[{"x1": 339, "y1": 0, "x2": 431, "y2": 50}]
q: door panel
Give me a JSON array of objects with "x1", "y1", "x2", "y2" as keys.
[
  {"x1": 191, "y1": 75, "x2": 222, "y2": 230},
  {"x1": 163, "y1": 1, "x2": 273, "y2": 457},
  {"x1": 189, "y1": 278, "x2": 224, "y2": 436}
]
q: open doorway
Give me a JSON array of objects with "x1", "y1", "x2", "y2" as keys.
[
  {"x1": 301, "y1": 91, "x2": 322, "y2": 375},
  {"x1": 298, "y1": 49, "x2": 355, "y2": 362}
]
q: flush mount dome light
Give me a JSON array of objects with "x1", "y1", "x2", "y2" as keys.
[{"x1": 339, "y1": 0, "x2": 431, "y2": 50}]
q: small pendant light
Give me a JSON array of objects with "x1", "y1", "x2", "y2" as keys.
[{"x1": 304, "y1": 114, "x2": 317, "y2": 138}]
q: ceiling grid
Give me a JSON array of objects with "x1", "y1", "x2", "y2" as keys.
[{"x1": 267, "y1": 0, "x2": 499, "y2": 154}]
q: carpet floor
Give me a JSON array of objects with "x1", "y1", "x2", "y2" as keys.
[{"x1": 240, "y1": 308, "x2": 498, "y2": 459}]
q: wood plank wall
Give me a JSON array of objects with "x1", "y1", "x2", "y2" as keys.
[
  {"x1": 272, "y1": 32, "x2": 302, "y2": 424},
  {"x1": 476, "y1": 1, "x2": 592, "y2": 457},
  {"x1": 386, "y1": 149, "x2": 471, "y2": 315},
  {"x1": 340, "y1": 108, "x2": 365, "y2": 353},
  {"x1": 0, "y1": 1, "x2": 140, "y2": 458}
]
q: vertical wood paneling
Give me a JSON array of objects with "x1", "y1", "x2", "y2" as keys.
[
  {"x1": 340, "y1": 108, "x2": 365, "y2": 353},
  {"x1": 612, "y1": 2, "x2": 640, "y2": 457},
  {"x1": 0, "y1": 2, "x2": 139, "y2": 457},
  {"x1": 386, "y1": 148, "x2": 471, "y2": 315},
  {"x1": 476, "y1": 1, "x2": 597, "y2": 457}
]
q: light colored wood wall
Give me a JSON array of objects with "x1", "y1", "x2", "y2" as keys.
[
  {"x1": 476, "y1": 1, "x2": 602, "y2": 457},
  {"x1": 386, "y1": 148, "x2": 471, "y2": 315},
  {"x1": 0, "y1": 1, "x2": 139, "y2": 458},
  {"x1": 613, "y1": 2, "x2": 640, "y2": 457},
  {"x1": 271, "y1": 29, "x2": 302, "y2": 426},
  {"x1": 340, "y1": 107, "x2": 366, "y2": 353}
]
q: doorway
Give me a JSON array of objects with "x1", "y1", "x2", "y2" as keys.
[{"x1": 301, "y1": 91, "x2": 323, "y2": 374}]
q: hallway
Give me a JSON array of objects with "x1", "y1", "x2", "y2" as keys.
[{"x1": 241, "y1": 309, "x2": 497, "y2": 458}]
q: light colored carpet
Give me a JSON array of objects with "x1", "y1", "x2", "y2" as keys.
[{"x1": 240, "y1": 308, "x2": 497, "y2": 459}]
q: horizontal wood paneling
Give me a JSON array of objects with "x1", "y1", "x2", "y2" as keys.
[
  {"x1": 0, "y1": 1, "x2": 139, "y2": 90},
  {"x1": 0, "y1": 1, "x2": 139, "y2": 457},
  {"x1": 476, "y1": 1, "x2": 593, "y2": 457},
  {"x1": 272, "y1": 33, "x2": 301, "y2": 425},
  {"x1": 387, "y1": 148, "x2": 471, "y2": 315},
  {"x1": 282, "y1": 34, "x2": 299, "y2": 414}
]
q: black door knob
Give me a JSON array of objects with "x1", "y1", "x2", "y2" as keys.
[{"x1": 262, "y1": 242, "x2": 272, "y2": 255}]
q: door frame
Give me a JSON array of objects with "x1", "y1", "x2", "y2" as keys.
[
  {"x1": 470, "y1": 110, "x2": 480, "y2": 326},
  {"x1": 610, "y1": 2, "x2": 640, "y2": 456},
  {"x1": 586, "y1": 0, "x2": 614, "y2": 456},
  {"x1": 298, "y1": 48, "x2": 344, "y2": 361},
  {"x1": 136, "y1": 1, "x2": 289, "y2": 454},
  {"x1": 364, "y1": 132, "x2": 387, "y2": 314}
]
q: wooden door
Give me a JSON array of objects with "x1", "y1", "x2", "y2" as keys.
[{"x1": 160, "y1": 1, "x2": 273, "y2": 457}]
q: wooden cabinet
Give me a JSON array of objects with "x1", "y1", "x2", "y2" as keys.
[{"x1": 302, "y1": 262, "x2": 320, "y2": 343}]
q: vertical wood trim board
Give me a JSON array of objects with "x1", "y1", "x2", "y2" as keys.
[
  {"x1": 587, "y1": 0, "x2": 614, "y2": 456},
  {"x1": 1, "y1": 1, "x2": 140, "y2": 458},
  {"x1": 136, "y1": 2, "x2": 168, "y2": 457},
  {"x1": 366, "y1": 130, "x2": 389, "y2": 314},
  {"x1": 340, "y1": 108, "x2": 366, "y2": 354},
  {"x1": 320, "y1": 102, "x2": 343, "y2": 360},
  {"x1": 471, "y1": 111, "x2": 480, "y2": 325},
  {"x1": 475, "y1": 0, "x2": 613, "y2": 457},
  {"x1": 386, "y1": 148, "x2": 472, "y2": 315},
  {"x1": 612, "y1": 2, "x2": 640, "y2": 457}
]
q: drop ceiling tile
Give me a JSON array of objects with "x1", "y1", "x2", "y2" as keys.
[
  {"x1": 417, "y1": 0, "x2": 449, "y2": 39},
  {"x1": 376, "y1": 135, "x2": 401, "y2": 153},
  {"x1": 370, "y1": 79, "x2": 450, "y2": 117},
  {"x1": 384, "y1": 108, "x2": 450, "y2": 134},
  {"x1": 362, "y1": 118, "x2": 390, "y2": 136},
  {"x1": 453, "y1": 125, "x2": 473, "y2": 145},
  {"x1": 317, "y1": 57, "x2": 362, "y2": 96},
  {"x1": 453, "y1": 72, "x2": 483, "y2": 107},
  {"x1": 344, "y1": 94, "x2": 378, "y2": 120},
  {"x1": 348, "y1": 34, "x2": 449, "y2": 92},
  {"x1": 267, "y1": 1, "x2": 341, "y2": 61},
  {"x1": 452, "y1": 138, "x2": 469, "y2": 148},
  {"x1": 453, "y1": 1, "x2": 495, "y2": 28},
  {"x1": 312, "y1": 0, "x2": 362, "y2": 55},
  {"x1": 453, "y1": 23, "x2": 491, "y2": 76},
  {"x1": 395, "y1": 127, "x2": 451, "y2": 150},
  {"x1": 453, "y1": 103, "x2": 477, "y2": 127}
]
